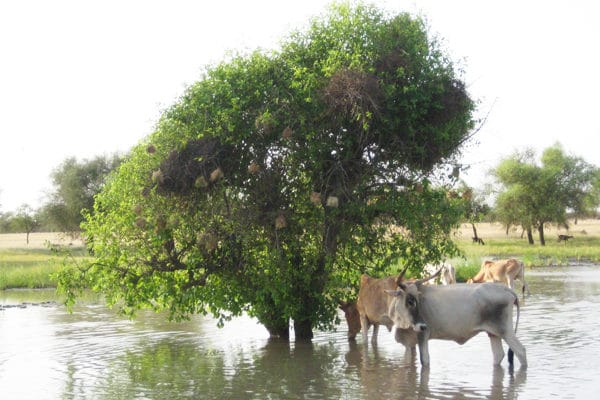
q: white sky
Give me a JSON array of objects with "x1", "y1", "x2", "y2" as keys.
[{"x1": 1, "y1": 0, "x2": 599, "y2": 212}]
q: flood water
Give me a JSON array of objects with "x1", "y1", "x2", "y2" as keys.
[{"x1": 1, "y1": 265, "x2": 600, "y2": 399}]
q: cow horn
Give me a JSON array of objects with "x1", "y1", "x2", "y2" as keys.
[
  {"x1": 414, "y1": 267, "x2": 443, "y2": 286},
  {"x1": 396, "y1": 264, "x2": 410, "y2": 287}
]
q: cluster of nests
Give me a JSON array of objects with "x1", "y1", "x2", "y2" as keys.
[
  {"x1": 149, "y1": 137, "x2": 234, "y2": 196},
  {"x1": 142, "y1": 137, "x2": 341, "y2": 233}
]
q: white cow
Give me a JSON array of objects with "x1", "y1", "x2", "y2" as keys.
[
  {"x1": 386, "y1": 276, "x2": 527, "y2": 368},
  {"x1": 423, "y1": 262, "x2": 456, "y2": 285}
]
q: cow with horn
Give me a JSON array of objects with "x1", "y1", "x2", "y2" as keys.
[{"x1": 385, "y1": 266, "x2": 527, "y2": 368}]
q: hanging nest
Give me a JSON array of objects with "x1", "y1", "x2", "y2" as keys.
[
  {"x1": 154, "y1": 137, "x2": 234, "y2": 195},
  {"x1": 326, "y1": 196, "x2": 339, "y2": 208},
  {"x1": 274, "y1": 213, "x2": 287, "y2": 229},
  {"x1": 322, "y1": 68, "x2": 382, "y2": 123},
  {"x1": 310, "y1": 191, "x2": 322, "y2": 206}
]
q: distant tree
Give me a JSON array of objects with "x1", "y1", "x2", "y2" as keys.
[
  {"x1": 58, "y1": 4, "x2": 475, "y2": 340},
  {"x1": 492, "y1": 144, "x2": 599, "y2": 245},
  {"x1": 457, "y1": 182, "x2": 490, "y2": 244},
  {"x1": 0, "y1": 211, "x2": 14, "y2": 233},
  {"x1": 43, "y1": 154, "x2": 122, "y2": 234},
  {"x1": 542, "y1": 146, "x2": 600, "y2": 223},
  {"x1": 13, "y1": 204, "x2": 39, "y2": 244}
]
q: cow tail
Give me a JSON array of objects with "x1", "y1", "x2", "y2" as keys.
[
  {"x1": 508, "y1": 293, "x2": 520, "y2": 365},
  {"x1": 520, "y1": 261, "x2": 527, "y2": 297},
  {"x1": 513, "y1": 294, "x2": 520, "y2": 334}
]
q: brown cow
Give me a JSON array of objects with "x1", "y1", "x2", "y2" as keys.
[
  {"x1": 340, "y1": 269, "x2": 440, "y2": 352},
  {"x1": 339, "y1": 298, "x2": 417, "y2": 353},
  {"x1": 467, "y1": 258, "x2": 530, "y2": 297}
]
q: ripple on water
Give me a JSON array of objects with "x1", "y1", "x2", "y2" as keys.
[{"x1": 2, "y1": 267, "x2": 600, "y2": 399}]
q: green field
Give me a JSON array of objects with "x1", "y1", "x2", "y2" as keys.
[
  {"x1": 1, "y1": 222, "x2": 599, "y2": 289},
  {"x1": 450, "y1": 220, "x2": 600, "y2": 281},
  {"x1": 0, "y1": 249, "x2": 63, "y2": 289},
  {"x1": 0, "y1": 233, "x2": 86, "y2": 290}
]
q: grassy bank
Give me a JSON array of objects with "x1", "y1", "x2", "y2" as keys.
[
  {"x1": 451, "y1": 220, "x2": 600, "y2": 281},
  {"x1": 1, "y1": 221, "x2": 599, "y2": 289},
  {"x1": 0, "y1": 247, "x2": 90, "y2": 290},
  {"x1": 0, "y1": 249, "x2": 63, "y2": 289},
  {"x1": 0, "y1": 233, "x2": 87, "y2": 290}
]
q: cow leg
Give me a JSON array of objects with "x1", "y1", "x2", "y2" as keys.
[
  {"x1": 507, "y1": 276, "x2": 515, "y2": 290},
  {"x1": 404, "y1": 345, "x2": 416, "y2": 359},
  {"x1": 488, "y1": 334, "x2": 505, "y2": 365},
  {"x1": 521, "y1": 278, "x2": 531, "y2": 297},
  {"x1": 371, "y1": 324, "x2": 379, "y2": 344},
  {"x1": 519, "y1": 264, "x2": 531, "y2": 296},
  {"x1": 502, "y1": 332, "x2": 527, "y2": 367},
  {"x1": 417, "y1": 331, "x2": 431, "y2": 367},
  {"x1": 360, "y1": 315, "x2": 370, "y2": 344}
]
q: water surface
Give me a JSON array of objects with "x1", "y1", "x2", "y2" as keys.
[{"x1": 1, "y1": 266, "x2": 599, "y2": 399}]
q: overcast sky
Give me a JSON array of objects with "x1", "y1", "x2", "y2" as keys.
[{"x1": 1, "y1": 0, "x2": 599, "y2": 212}]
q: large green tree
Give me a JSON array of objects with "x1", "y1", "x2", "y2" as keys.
[
  {"x1": 58, "y1": 3, "x2": 475, "y2": 339},
  {"x1": 492, "y1": 144, "x2": 599, "y2": 245}
]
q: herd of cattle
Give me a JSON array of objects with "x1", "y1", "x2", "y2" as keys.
[{"x1": 339, "y1": 259, "x2": 529, "y2": 368}]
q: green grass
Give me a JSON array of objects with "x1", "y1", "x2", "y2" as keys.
[
  {"x1": 2, "y1": 228, "x2": 599, "y2": 289},
  {"x1": 456, "y1": 235, "x2": 600, "y2": 265},
  {"x1": 0, "y1": 247, "x2": 88, "y2": 290},
  {"x1": 449, "y1": 234, "x2": 600, "y2": 282}
]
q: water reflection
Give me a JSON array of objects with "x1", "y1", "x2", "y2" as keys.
[
  {"x1": 58, "y1": 336, "x2": 349, "y2": 399},
  {"x1": 343, "y1": 341, "x2": 527, "y2": 400},
  {"x1": 1, "y1": 266, "x2": 599, "y2": 399}
]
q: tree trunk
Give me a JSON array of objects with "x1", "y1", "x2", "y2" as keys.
[
  {"x1": 287, "y1": 210, "x2": 339, "y2": 341},
  {"x1": 538, "y1": 224, "x2": 546, "y2": 246},
  {"x1": 294, "y1": 319, "x2": 314, "y2": 341},
  {"x1": 266, "y1": 324, "x2": 290, "y2": 340},
  {"x1": 260, "y1": 297, "x2": 290, "y2": 340},
  {"x1": 526, "y1": 228, "x2": 534, "y2": 245},
  {"x1": 471, "y1": 223, "x2": 478, "y2": 239}
]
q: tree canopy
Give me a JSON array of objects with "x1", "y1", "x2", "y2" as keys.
[
  {"x1": 13, "y1": 204, "x2": 39, "y2": 244},
  {"x1": 41, "y1": 155, "x2": 123, "y2": 234},
  {"x1": 58, "y1": 3, "x2": 475, "y2": 339},
  {"x1": 492, "y1": 144, "x2": 599, "y2": 245}
]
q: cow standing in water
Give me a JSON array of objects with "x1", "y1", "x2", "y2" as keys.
[
  {"x1": 467, "y1": 258, "x2": 530, "y2": 298},
  {"x1": 386, "y1": 267, "x2": 527, "y2": 368},
  {"x1": 340, "y1": 270, "x2": 441, "y2": 354},
  {"x1": 339, "y1": 275, "x2": 418, "y2": 354}
]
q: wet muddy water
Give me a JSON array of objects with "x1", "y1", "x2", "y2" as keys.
[{"x1": 1, "y1": 265, "x2": 599, "y2": 399}]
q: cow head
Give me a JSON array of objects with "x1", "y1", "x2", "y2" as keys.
[
  {"x1": 339, "y1": 301, "x2": 360, "y2": 340},
  {"x1": 386, "y1": 265, "x2": 441, "y2": 332},
  {"x1": 386, "y1": 283, "x2": 426, "y2": 332}
]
